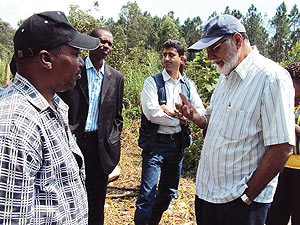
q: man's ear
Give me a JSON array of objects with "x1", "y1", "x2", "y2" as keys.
[
  {"x1": 180, "y1": 55, "x2": 185, "y2": 63},
  {"x1": 39, "y1": 50, "x2": 53, "y2": 69},
  {"x1": 233, "y1": 32, "x2": 243, "y2": 49}
]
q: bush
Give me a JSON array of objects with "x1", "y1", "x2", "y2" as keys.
[
  {"x1": 182, "y1": 50, "x2": 219, "y2": 178},
  {"x1": 281, "y1": 40, "x2": 300, "y2": 66},
  {"x1": 120, "y1": 42, "x2": 161, "y2": 125}
]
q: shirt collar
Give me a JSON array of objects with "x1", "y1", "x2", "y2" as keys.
[
  {"x1": 230, "y1": 46, "x2": 259, "y2": 80},
  {"x1": 85, "y1": 56, "x2": 105, "y2": 75},
  {"x1": 13, "y1": 73, "x2": 68, "y2": 113},
  {"x1": 162, "y1": 68, "x2": 185, "y2": 83}
]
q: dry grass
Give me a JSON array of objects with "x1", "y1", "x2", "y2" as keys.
[{"x1": 105, "y1": 121, "x2": 197, "y2": 225}]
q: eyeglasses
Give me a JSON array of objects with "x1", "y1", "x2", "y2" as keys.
[{"x1": 206, "y1": 38, "x2": 228, "y2": 54}]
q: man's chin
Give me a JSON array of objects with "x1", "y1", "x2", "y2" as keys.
[{"x1": 216, "y1": 65, "x2": 231, "y2": 75}]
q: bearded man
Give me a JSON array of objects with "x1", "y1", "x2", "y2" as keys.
[{"x1": 175, "y1": 14, "x2": 295, "y2": 225}]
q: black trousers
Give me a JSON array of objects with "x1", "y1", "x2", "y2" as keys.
[
  {"x1": 266, "y1": 167, "x2": 300, "y2": 225},
  {"x1": 195, "y1": 195, "x2": 271, "y2": 225},
  {"x1": 78, "y1": 133, "x2": 108, "y2": 225}
]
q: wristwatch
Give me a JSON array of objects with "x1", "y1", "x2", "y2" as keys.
[{"x1": 240, "y1": 193, "x2": 252, "y2": 205}]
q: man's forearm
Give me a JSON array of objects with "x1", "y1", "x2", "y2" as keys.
[{"x1": 244, "y1": 143, "x2": 293, "y2": 201}]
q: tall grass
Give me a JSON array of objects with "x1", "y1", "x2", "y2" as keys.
[
  {"x1": 119, "y1": 45, "x2": 161, "y2": 127},
  {"x1": 0, "y1": 59, "x2": 7, "y2": 86}
]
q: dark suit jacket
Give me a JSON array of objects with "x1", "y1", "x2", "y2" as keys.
[{"x1": 59, "y1": 63, "x2": 124, "y2": 175}]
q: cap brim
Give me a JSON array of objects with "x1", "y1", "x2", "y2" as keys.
[
  {"x1": 68, "y1": 32, "x2": 100, "y2": 50},
  {"x1": 187, "y1": 36, "x2": 223, "y2": 52}
]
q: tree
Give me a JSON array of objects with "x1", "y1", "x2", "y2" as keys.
[
  {"x1": 268, "y1": 2, "x2": 291, "y2": 62},
  {"x1": 181, "y1": 17, "x2": 203, "y2": 47},
  {"x1": 68, "y1": 5, "x2": 102, "y2": 35},
  {"x1": 159, "y1": 16, "x2": 182, "y2": 49},
  {"x1": 243, "y1": 4, "x2": 269, "y2": 56},
  {"x1": 223, "y1": 6, "x2": 243, "y2": 19},
  {"x1": 0, "y1": 20, "x2": 15, "y2": 62},
  {"x1": 105, "y1": 25, "x2": 127, "y2": 71},
  {"x1": 281, "y1": 40, "x2": 300, "y2": 66},
  {"x1": 288, "y1": 4, "x2": 300, "y2": 49},
  {"x1": 142, "y1": 13, "x2": 161, "y2": 51},
  {"x1": 117, "y1": 2, "x2": 152, "y2": 52},
  {"x1": 208, "y1": 11, "x2": 217, "y2": 20}
]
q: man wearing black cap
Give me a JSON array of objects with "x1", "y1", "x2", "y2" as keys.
[
  {"x1": 0, "y1": 11, "x2": 99, "y2": 224},
  {"x1": 176, "y1": 14, "x2": 295, "y2": 225}
]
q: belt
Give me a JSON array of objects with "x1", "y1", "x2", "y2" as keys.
[
  {"x1": 156, "y1": 132, "x2": 182, "y2": 141},
  {"x1": 83, "y1": 130, "x2": 98, "y2": 139}
]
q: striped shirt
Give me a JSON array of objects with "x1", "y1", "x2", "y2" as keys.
[
  {"x1": 141, "y1": 69, "x2": 205, "y2": 134},
  {"x1": 84, "y1": 56, "x2": 104, "y2": 131},
  {"x1": 196, "y1": 47, "x2": 295, "y2": 204},
  {"x1": 0, "y1": 74, "x2": 88, "y2": 224}
]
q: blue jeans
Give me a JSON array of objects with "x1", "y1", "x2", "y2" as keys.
[{"x1": 134, "y1": 134, "x2": 184, "y2": 225}]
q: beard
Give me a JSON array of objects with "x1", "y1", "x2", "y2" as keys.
[{"x1": 216, "y1": 42, "x2": 239, "y2": 76}]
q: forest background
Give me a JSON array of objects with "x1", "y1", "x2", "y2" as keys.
[{"x1": 0, "y1": 1, "x2": 300, "y2": 177}]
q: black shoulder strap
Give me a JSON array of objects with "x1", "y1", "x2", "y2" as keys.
[{"x1": 151, "y1": 73, "x2": 166, "y2": 105}]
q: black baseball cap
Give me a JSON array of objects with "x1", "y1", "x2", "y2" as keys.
[
  {"x1": 14, "y1": 11, "x2": 100, "y2": 58},
  {"x1": 188, "y1": 14, "x2": 246, "y2": 52}
]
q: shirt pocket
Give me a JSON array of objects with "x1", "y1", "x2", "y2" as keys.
[{"x1": 219, "y1": 106, "x2": 248, "y2": 141}]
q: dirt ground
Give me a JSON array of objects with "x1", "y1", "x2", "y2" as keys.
[{"x1": 104, "y1": 122, "x2": 197, "y2": 225}]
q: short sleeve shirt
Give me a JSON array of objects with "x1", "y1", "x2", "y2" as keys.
[{"x1": 196, "y1": 47, "x2": 295, "y2": 204}]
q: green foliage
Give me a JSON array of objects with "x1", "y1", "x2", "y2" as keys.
[
  {"x1": 0, "y1": 58, "x2": 7, "y2": 86},
  {"x1": 289, "y1": 4, "x2": 300, "y2": 48},
  {"x1": 119, "y1": 41, "x2": 161, "y2": 123},
  {"x1": 68, "y1": 5, "x2": 102, "y2": 34},
  {"x1": 1, "y1": 1, "x2": 299, "y2": 178},
  {"x1": 181, "y1": 50, "x2": 219, "y2": 178},
  {"x1": 68, "y1": 5, "x2": 102, "y2": 58},
  {"x1": 268, "y1": 2, "x2": 291, "y2": 62},
  {"x1": 105, "y1": 25, "x2": 127, "y2": 71},
  {"x1": 243, "y1": 5, "x2": 269, "y2": 57},
  {"x1": 185, "y1": 50, "x2": 220, "y2": 107},
  {"x1": 281, "y1": 40, "x2": 300, "y2": 66},
  {"x1": 117, "y1": 2, "x2": 155, "y2": 53},
  {"x1": 160, "y1": 16, "x2": 181, "y2": 47},
  {"x1": 181, "y1": 17, "x2": 203, "y2": 47},
  {"x1": 182, "y1": 124, "x2": 204, "y2": 178},
  {"x1": 0, "y1": 20, "x2": 15, "y2": 62}
]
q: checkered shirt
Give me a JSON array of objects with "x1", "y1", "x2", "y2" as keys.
[{"x1": 0, "y1": 74, "x2": 88, "y2": 224}]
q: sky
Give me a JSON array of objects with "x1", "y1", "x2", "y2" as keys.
[{"x1": 0, "y1": 0, "x2": 298, "y2": 28}]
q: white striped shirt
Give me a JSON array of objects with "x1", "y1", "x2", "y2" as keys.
[
  {"x1": 196, "y1": 47, "x2": 295, "y2": 203},
  {"x1": 141, "y1": 69, "x2": 205, "y2": 134},
  {"x1": 84, "y1": 56, "x2": 104, "y2": 131}
]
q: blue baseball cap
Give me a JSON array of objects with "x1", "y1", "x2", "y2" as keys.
[{"x1": 188, "y1": 14, "x2": 246, "y2": 52}]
